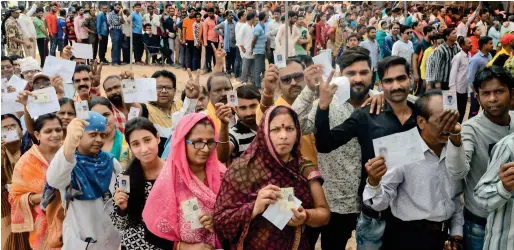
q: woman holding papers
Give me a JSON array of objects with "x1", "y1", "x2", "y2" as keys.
[
  {"x1": 1, "y1": 114, "x2": 31, "y2": 250},
  {"x1": 143, "y1": 113, "x2": 226, "y2": 250},
  {"x1": 110, "y1": 117, "x2": 166, "y2": 249},
  {"x1": 214, "y1": 106, "x2": 330, "y2": 250},
  {"x1": 89, "y1": 97, "x2": 130, "y2": 169},
  {"x1": 9, "y1": 114, "x2": 64, "y2": 249}
]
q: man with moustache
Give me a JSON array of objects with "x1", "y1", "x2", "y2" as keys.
[
  {"x1": 102, "y1": 73, "x2": 142, "y2": 133},
  {"x1": 216, "y1": 85, "x2": 260, "y2": 163},
  {"x1": 259, "y1": 58, "x2": 318, "y2": 165},
  {"x1": 292, "y1": 47, "x2": 377, "y2": 249},
  {"x1": 72, "y1": 64, "x2": 101, "y2": 101},
  {"x1": 315, "y1": 56, "x2": 418, "y2": 249},
  {"x1": 205, "y1": 72, "x2": 234, "y2": 131}
]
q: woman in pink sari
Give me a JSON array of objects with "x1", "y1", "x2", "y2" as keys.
[{"x1": 143, "y1": 113, "x2": 226, "y2": 250}]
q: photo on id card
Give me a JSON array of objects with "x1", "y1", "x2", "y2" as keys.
[
  {"x1": 227, "y1": 90, "x2": 238, "y2": 107},
  {"x1": 74, "y1": 101, "x2": 89, "y2": 120},
  {"x1": 119, "y1": 175, "x2": 130, "y2": 193},
  {"x1": 442, "y1": 90, "x2": 458, "y2": 110},
  {"x1": 274, "y1": 50, "x2": 286, "y2": 68},
  {"x1": 127, "y1": 107, "x2": 140, "y2": 121},
  {"x1": 180, "y1": 197, "x2": 203, "y2": 229},
  {"x1": 2, "y1": 127, "x2": 19, "y2": 143}
]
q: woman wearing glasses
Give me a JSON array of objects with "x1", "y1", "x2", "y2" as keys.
[
  {"x1": 143, "y1": 113, "x2": 226, "y2": 250},
  {"x1": 214, "y1": 105, "x2": 330, "y2": 250}
]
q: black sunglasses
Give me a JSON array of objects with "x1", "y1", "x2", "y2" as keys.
[{"x1": 280, "y1": 73, "x2": 305, "y2": 85}]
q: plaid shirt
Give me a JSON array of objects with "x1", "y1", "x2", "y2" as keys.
[
  {"x1": 111, "y1": 104, "x2": 126, "y2": 134},
  {"x1": 108, "y1": 11, "x2": 123, "y2": 30}
]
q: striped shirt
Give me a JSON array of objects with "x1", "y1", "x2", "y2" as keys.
[
  {"x1": 474, "y1": 133, "x2": 514, "y2": 250},
  {"x1": 229, "y1": 120, "x2": 256, "y2": 159},
  {"x1": 252, "y1": 22, "x2": 267, "y2": 55},
  {"x1": 108, "y1": 11, "x2": 123, "y2": 30},
  {"x1": 426, "y1": 42, "x2": 460, "y2": 84}
]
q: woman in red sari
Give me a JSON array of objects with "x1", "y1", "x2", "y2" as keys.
[{"x1": 214, "y1": 106, "x2": 330, "y2": 250}]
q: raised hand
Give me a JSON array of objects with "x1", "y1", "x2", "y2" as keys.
[
  {"x1": 251, "y1": 184, "x2": 281, "y2": 219},
  {"x1": 214, "y1": 103, "x2": 232, "y2": 124},
  {"x1": 263, "y1": 64, "x2": 280, "y2": 95},
  {"x1": 199, "y1": 214, "x2": 214, "y2": 233},
  {"x1": 62, "y1": 45, "x2": 73, "y2": 60},
  {"x1": 90, "y1": 60, "x2": 103, "y2": 87},
  {"x1": 317, "y1": 70, "x2": 336, "y2": 110},
  {"x1": 186, "y1": 68, "x2": 201, "y2": 99},
  {"x1": 211, "y1": 43, "x2": 226, "y2": 73},
  {"x1": 16, "y1": 90, "x2": 35, "y2": 106},
  {"x1": 63, "y1": 118, "x2": 89, "y2": 161},
  {"x1": 119, "y1": 70, "x2": 135, "y2": 80},
  {"x1": 114, "y1": 188, "x2": 129, "y2": 211},
  {"x1": 304, "y1": 64, "x2": 324, "y2": 91},
  {"x1": 365, "y1": 156, "x2": 387, "y2": 187},
  {"x1": 50, "y1": 75, "x2": 64, "y2": 98}
]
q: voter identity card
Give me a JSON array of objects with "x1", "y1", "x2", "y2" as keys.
[
  {"x1": 227, "y1": 90, "x2": 238, "y2": 107},
  {"x1": 274, "y1": 50, "x2": 286, "y2": 68},
  {"x1": 2, "y1": 127, "x2": 19, "y2": 143},
  {"x1": 74, "y1": 101, "x2": 89, "y2": 120},
  {"x1": 443, "y1": 90, "x2": 458, "y2": 110},
  {"x1": 119, "y1": 175, "x2": 130, "y2": 193},
  {"x1": 180, "y1": 197, "x2": 203, "y2": 229},
  {"x1": 128, "y1": 107, "x2": 140, "y2": 121}
]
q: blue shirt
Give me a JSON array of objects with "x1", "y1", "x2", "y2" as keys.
[
  {"x1": 96, "y1": 12, "x2": 109, "y2": 36},
  {"x1": 468, "y1": 51, "x2": 492, "y2": 85},
  {"x1": 252, "y1": 22, "x2": 267, "y2": 55},
  {"x1": 57, "y1": 17, "x2": 66, "y2": 40},
  {"x1": 383, "y1": 35, "x2": 401, "y2": 58},
  {"x1": 131, "y1": 12, "x2": 143, "y2": 34}
]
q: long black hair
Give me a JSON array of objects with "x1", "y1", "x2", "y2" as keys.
[{"x1": 123, "y1": 117, "x2": 159, "y2": 225}]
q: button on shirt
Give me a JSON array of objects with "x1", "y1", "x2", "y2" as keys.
[
  {"x1": 359, "y1": 39, "x2": 380, "y2": 71},
  {"x1": 240, "y1": 23, "x2": 254, "y2": 59},
  {"x1": 363, "y1": 140, "x2": 464, "y2": 237},
  {"x1": 474, "y1": 133, "x2": 514, "y2": 249},
  {"x1": 449, "y1": 50, "x2": 470, "y2": 94}
]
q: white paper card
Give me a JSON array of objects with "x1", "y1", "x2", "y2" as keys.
[
  {"x1": 312, "y1": 51, "x2": 333, "y2": 81},
  {"x1": 72, "y1": 43, "x2": 94, "y2": 59},
  {"x1": 1, "y1": 92, "x2": 24, "y2": 114},
  {"x1": 2, "y1": 128, "x2": 19, "y2": 143},
  {"x1": 122, "y1": 78, "x2": 157, "y2": 103},
  {"x1": 74, "y1": 101, "x2": 89, "y2": 119},
  {"x1": 180, "y1": 197, "x2": 203, "y2": 229},
  {"x1": 372, "y1": 127, "x2": 426, "y2": 168},
  {"x1": 443, "y1": 90, "x2": 458, "y2": 110},
  {"x1": 1, "y1": 78, "x2": 8, "y2": 94},
  {"x1": 263, "y1": 196, "x2": 302, "y2": 230},
  {"x1": 119, "y1": 175, "x2": 130, "y2": 193},
  {"x1": 227, "y1": 90, "x2": 238, "y2": 107},
  {"x1": 182, "y1": 97, "x2": 198, "y2": 114},
  {"x1": 7, "y1": 74, "x2": 27, "y2": 92},
  {"x1": 27, "y1": 87, "x2": 60, "y2": 118},
  {"x1": 274, "y1": 50, "x2": 286, "y2": 68},
  {"x1": 332, "y1": 76, "x2": 351, "y2": 104},
  {"x1": 42, "y1": 56, "x2": 77, "y2": 84},
  {"x1": 127, "y1": 107, "x2": 140, "y2": 121}
]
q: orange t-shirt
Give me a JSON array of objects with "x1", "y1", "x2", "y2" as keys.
[{"x1": 183, "y1": 17, "x2": 194, "y2": 41}]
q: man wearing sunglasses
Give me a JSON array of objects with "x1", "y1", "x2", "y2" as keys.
[
  {"x1": 258, "y1": 58, "x2": 318, "y2": 165},
  {"x1": 315, "y1": 56, "x2": 418, "y2": 249},
  {"x1": 392, "y1": 25, "x2": 414, "y2": 71}
]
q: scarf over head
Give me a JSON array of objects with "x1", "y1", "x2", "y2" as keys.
[
  {"x1": 70, "y1": 111, "x2": 114, "y2": 200},
  {"x1": 18, "y1": 57, "x2": 41, "y2": 72},
  {"x1": 214, "y1": 105, "x2": 318, "y2": 250},
  {"x1": 143, "y1": 113, "x2": 226, "y2": 247}
]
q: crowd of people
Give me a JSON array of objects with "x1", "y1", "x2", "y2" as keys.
[{"x1": 1, "y1": 1, "x2": 514, "y2": 250}]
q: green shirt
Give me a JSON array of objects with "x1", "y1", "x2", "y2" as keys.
[
  {"x1": 34, "y1": 18, "x2": 47, "y2": 39},
  {"x1": 295, "y1": 26, "x2": 308, "y2": 56}
]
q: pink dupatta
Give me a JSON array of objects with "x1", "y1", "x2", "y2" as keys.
[{"x1": 143, "y1": 113, "x2": 226, "y2": 247}]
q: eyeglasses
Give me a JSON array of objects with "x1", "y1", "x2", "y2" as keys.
[
  {"x1": 405, "y1": 31, "x2": 412, "y2": 35},
  {"x1": 156, "y1": 85, "x2": 174, "y2": 91},
  {"x1": 280, "y1": 73, "x2": 305, "y2": 85},
  {"x1": 186, "y1": 140, "x2": 219, "y2": 149}
]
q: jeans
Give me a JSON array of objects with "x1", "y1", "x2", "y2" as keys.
[
  {"x1": 234, "y1": 47, "x2": 242, "y2": 78},
  {"x1": 225, "y1": 47, "x2": 237, "y2": 74},
  {"x1": 192, "y1": 45, "x2": 202, "y2": 71},
  {"x1": 132, "y1": 33, "x2": 143, "y2": 63},
  {"x1": 253, "y1": 54, "x2": 266, "y2": 88},
  {"x1": 186, "y1": 40, "x2": 195, "y2": 69},
  {"x1": 469, "y1": 92, "x2": 480, "y2": 119},
  {"x1": 205, "y1": 41, "x2": 218, "y2": 71},
  {"x1": 355, "y1": 213, "x2": 385, "y2": 250},
  {"x1": 122, "y1": 35, "x2": 130, "y2": 64},
  {"x1": 457, "y1": 92, "x2": 468, "y2": 123},
  {"x1": 179, "y1": 44, "x2": 186, "y2": 67},
  {"x1": 49, "y1": 36, "x2": 57, "y2": 56},
  {"x1": 98, "y1": 34, "x2": 109, "y2": 62},
  {"x1": 241, "y1": 57, "x2": 254, "y2": 84},
  {"x1": 56, "y1": 39, "x2": 63, "y2": 52},
  {"x1": 463, "y1": 218, "x2": 485, "y2": 250},
  {"x1": 110, "y1": 29, "x2": 122, "y2": 64},
  {"x1": 267, "y1": 48, "x2": 275, "y2": 65},
  {"x1": 88, "y1": 34, "x2": 98, "y2": 61},
  {"x1": 36, "y1": 38, "x2": 48, "y2": 67}
]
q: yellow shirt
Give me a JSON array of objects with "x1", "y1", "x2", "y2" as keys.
[
  {"x1": 256, "y1": 96, "x2": 319, "y2": 165},
  {"x1": 420, "y1": 47, "x2": 434, "y2": 80},
  {"x1": 207, "y1": 102, "x2": 222, "y2": 132},
  {"x1": 487, "y1": 48, "x2": 512, "y2": 67}
]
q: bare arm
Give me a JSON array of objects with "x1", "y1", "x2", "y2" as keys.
[{"x1": 305, "y1": 180, "x2": 330, "y2": 227}]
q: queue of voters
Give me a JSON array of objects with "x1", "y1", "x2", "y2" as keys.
[{"x1": 2, "y1": 1, "x2": 514, "y2": 250}]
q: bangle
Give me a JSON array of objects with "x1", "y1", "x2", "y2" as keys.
[
  {"x1": 263, "y1": 91, "x2": 274, "y2": 98},
  {"x1": 28, "y1": 193, "x2": 35, "y2": 206},
  {"x1": 304, "y1": 209, "x2": 310, "y2": 224},
  {"x1": 218, "y1": 140, "x2": 229, "y2": 144}
]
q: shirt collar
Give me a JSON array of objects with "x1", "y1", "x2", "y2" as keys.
[
  {"x1": 382, "y1": 98, "x2": 416, "y2": 113},
  {"x1": 420, "y1": 137, "x2": 448, "y2": 162}
]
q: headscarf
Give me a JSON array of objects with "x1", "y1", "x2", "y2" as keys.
[
  {"x1": 377, "y1": 20, "x2": 386, "y2": 31},
  {"x1": 70, "y1": 111, "x2": 114, "y2": 200},
  {"x1": 18, "y1": 57, "x2": 41, "y2": 73},
  {"x1": 143, "y1": 113, "x2": 226, "y2": 247},
  {"x1": 214, "y1": 106, "x2": 317, "y2": 250}
]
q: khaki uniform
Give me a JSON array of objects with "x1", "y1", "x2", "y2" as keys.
[{"x1": 5, "y1": 17, "x2": 24, "y2": 57}]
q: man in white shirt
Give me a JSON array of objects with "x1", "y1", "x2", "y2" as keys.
[
  {"x1": 449, "y1": 37, "x2": 472, "y2": 123},
  {"x1": 266, "y1": 8, "x2": 281, "y2": 64},
  {"x1": 143, "y1": 5, "x2": 161, "y2": 36},
  {"x1": 234, "y1": 10, "x2": 246, "y2": 80},
  {"x1": 392, "y1": 25, "x2": 414, "y2": 69},
  {"x1": 239, "y1": 12, "x2": 255, "y2": 85},
  {"x1": 476, "y1": 11, "x2": 489, "y2": 38},
  {"x1": 501, "y1": 16, "x2": 514, "y2": 36},
  {"x1": 18, "y1": 5, "x2": 37, "y2": 58},
  {"x1": 456, "y1": 7, "x2": 478, "y2": 38}
]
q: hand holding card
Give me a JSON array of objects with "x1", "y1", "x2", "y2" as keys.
[
  {"x1": 119, "y1": 175, "x2": 130, "y2": 193},
  {"x1": 74, "y1": 101, "x2": 90, "y2": 120},
  {"x1": 443, "y1": 90, "x2": 458, "y2": 110},
  {"x1": 128, "y1": 107, "x2": 140, "y2": 121},
  {"x1": 274, "y1": 50, "x2": 286, "y2": 68},
  {"x1": 227, "y1": 90, "x2": 238, "y2": 107}
]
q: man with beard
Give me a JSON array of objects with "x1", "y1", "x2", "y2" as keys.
[
  {"x1": 292, "y1": 47, "x2": 376, "y2": 249},
  {"x1": 259, "y1": 58, "x2": 318, "y2": 165},
  {"x1": 108, "y1": 3, "x2": 124, "y2": 66},
  {"x1": 216, "y1": 85, "x2": 260, "y2": 163},
  {"x1": 102, "y1": 73, "x2": 142, "y2": 133},
  {"x1": 315, "y1": 56, "x2": 418, "y2": 249},
  {"x1": 359, "y1": 27, "x2": 380, "y2": 85},
  {"x1": 412, "y1": 26, "x2": 436, "y2": 96}
]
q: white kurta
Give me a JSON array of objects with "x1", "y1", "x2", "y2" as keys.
[{"x1": 46, "y1": 148, "x2": 122, "y2": 250}]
